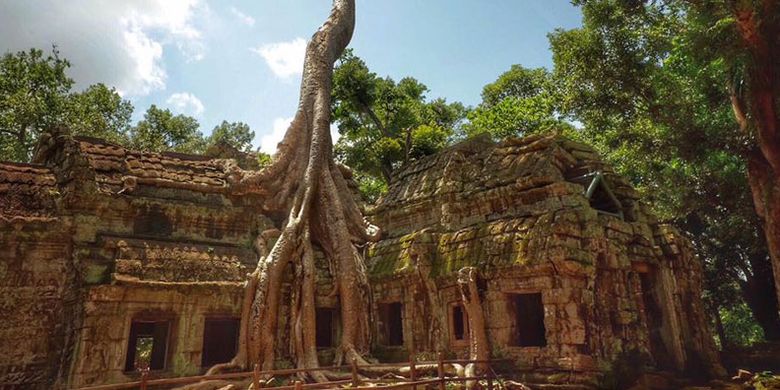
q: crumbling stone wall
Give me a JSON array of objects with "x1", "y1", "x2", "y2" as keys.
[
  {"x1": 366, "y1": 135, "x2": 724, "y2": 384},
  {"x1": 0, "y1": 135, "x2": 282, "y2": 389},
  {"x1": 0, "y1": 163, "x2": 75, "y2": 389},
  {"x1": 0, "y1": 133, "x2": 722, "y2": 389},
  {"x1": 69, "y1": 283, "x2": 245, "y2": 385}
]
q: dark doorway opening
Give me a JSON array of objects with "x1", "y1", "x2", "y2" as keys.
[
  {"x1": 511, "y1": 293, "x2": 547, "y2": 347},
  {"x1": 201, "y1": 317, "x2": 240, "y2": 367},
  {"x1": 125, "y1": 320, "x2": 170, "y2": 371},
  {"x1": 378, "y1": 302, "x2": 404, "y2": 346},
  {"x1": 316, "y1": 308, "x2": 337, "y2": 348},
  {"x1": 452, "y1": 304, "x2": 467, "y2": 341},
  {"x1": 589, "y1": 182, "x2": 622, "y2": 217}
]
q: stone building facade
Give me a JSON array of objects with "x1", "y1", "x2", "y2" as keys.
[
  {"x1": 0, "y1": 133, "x2": 721, "y2": 389},
  {"x1": 366, "y1": 135, "x2": 723, "y2": 384}
]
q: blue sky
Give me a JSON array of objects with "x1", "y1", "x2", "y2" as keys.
[{"x1": 0, "y1": 1, "x2": 582, "y2": 153}]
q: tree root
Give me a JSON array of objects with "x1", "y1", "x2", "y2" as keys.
[{"x1": 191, "y1": 1, "x2": 379, "y2": 386}]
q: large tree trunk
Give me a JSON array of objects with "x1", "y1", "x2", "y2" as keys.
[
  {"x1": 746, "y1": 153, "x2": 780, "y2": 328},
  {"x1": 209, "y1": 0, "x2": 381, "y2": 381},
  {"x1": 741, "y1": 244, "x2": 780, "y2": 341},
  {"x1": 730, "y1": 1, "x2": 780, "y2": 317}
]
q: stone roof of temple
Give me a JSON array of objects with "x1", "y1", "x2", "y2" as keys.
[
  {"x1": 367, "y1": 134, "x2": 658, "y2": 279},
  {"x1": 67, "y1": 136, "x2": 230, "y2": 194},
  {"x1": 373, "y1": 134, "x2": 641, "y2": 236},
  {"x1": 0, "y1": 161, "x2": 58, "y2": 221}
]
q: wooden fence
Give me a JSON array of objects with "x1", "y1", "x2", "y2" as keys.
[{"x1": 75, "y1": 353, "x2": 505, "y2": 390}]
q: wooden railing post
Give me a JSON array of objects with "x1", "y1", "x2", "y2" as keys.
[
  {"x1": 409, "y1": 353, "x2": 417, "y2": 390},
  {"x1": 252, "y1": 363, "x2": 261, "y2": 389},
  {"x1": 139, "y1": 368, "x2": 148, "y2": 390},
  {"x1": 437, "y1": 352, "x2": 445, "y2": 390},
  {"x1": 351, "y1": 357, "x2": 360, "y2": 387},
  {"x1": 294, "y1": 380, "x2": 303, "y2": 390}
]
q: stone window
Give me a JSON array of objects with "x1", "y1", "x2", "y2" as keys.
[
  {"x1": 201, "y1": 317, "x2": 240, "y2": 367},
  {"x1": 316, "y1": 308, "x2": 337, "y2": 348},
  {"x1": 570, "y1": 171, "x2": 624, "y2": 219},
  {"x1": 378, "y1": 302, "x2": 404, "y2": 346},
  {"x1": 449, "y1": 303, "x2": 469, "y2": 345},
  {"x1": 510, "y1": 293, "x2": 547, "y2": 347},
  {"x1": 125, "y1": 320, "x2": 170, "y2": 371}
]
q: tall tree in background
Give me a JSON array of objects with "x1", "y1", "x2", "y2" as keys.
[
  {"x1": 205, "y1": 120, "x2": 269, "y2": 169},
  {"x1": 686, "y1": 0, "x2": 780, "y2": 324},
  {"x1": 65, "y1": 83, "x2": 133, "y2": 145},
  {"x1": 208, "y1": 120, "x2": 255, "y2": 152},
  {"x1": 130, "y1": 105, "x2": 206, "y2": 154},
  {"x1": 465, "y1": 65, "x2": 571, "y2": 139},
  {"x1": 549, "y1": 0, "x2": 780, "y2": 341},
  {"x1": 0, "y1": 48, "x2": 72, "y2": 161},
  {"x1": 331, "y1": 49, "x2": 466, "y2": 199}
]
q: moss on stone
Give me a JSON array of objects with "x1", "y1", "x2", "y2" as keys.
[
  {"x1": 172, "y1": 354, "x2": 199, "y2": 377},
  {"x1": 83, "y1": 264, "x2": 109, "y2": 285}
]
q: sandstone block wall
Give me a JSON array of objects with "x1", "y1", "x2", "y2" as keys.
[
  {"x1": 366, "y1": 135, "x2": 723, "y2": 383},
  {"x1": 1, "y1": 136, "x2": 278, "y2": 389},
  {"x1": 0, "y1": 133, "x2": 722, "y2": 389},
  {"x1": 0, "y1": 163, "x2": 75, "y2": 389}
]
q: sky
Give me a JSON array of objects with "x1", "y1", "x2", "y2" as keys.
[{"x1": 0, "y1": 1, "x2": 582, "y2": 154}]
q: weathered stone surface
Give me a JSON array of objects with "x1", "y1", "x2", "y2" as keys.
[
  {"x1": 1, "y1": 136, "x2": 273, "y2": 389},
  {"x1": 0, "y1": 134, "x2": 722, "y2": 388},
  {"x1": 366, "y1": 135, "x2": 724, "y2": 384}
]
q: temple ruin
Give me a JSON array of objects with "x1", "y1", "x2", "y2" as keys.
[{"x1": 0, "y1": 132, "x2": 723, "y2": 388}]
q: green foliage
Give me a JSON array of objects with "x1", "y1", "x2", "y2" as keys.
[
  {"x1": 481, "y1": 65, "x2": 550, "y2": 108},
  {"x1": 332, "y1": 49, "x2": 467, "y2": 196},
  {"x1": 0, "y1": 47, "x2": 73, "y2": 161},
  {"x1": 355, "y1": 172, "x2": 387, "y2": 204},
  {"x1": 207, "y1": 120, "x2": 254, "y2": 152},
  {"x1": 65, "y1": 83, "x2": 133, "y2": 145},
  {"x1": 409, "y1": 124, "x2": 449, "y2": 159},
  {"x1": 749, "y1": 372, "x2": 780, "y2": 390},
  {"x1": 257, "y1": 152, "x2": 272, "y2": 167},
  {"x1": 0, "y1": 47, "x2": 261, "y2": 164},
  {"x1": 464, "y1": 65, "x2": 571, "y2": 139},
  {"x1": 719, "y1": 302, "x2": 765, "y2": 347},
  {"x1": 549, "y1": 0, "x2": 779, "y2": 340},
  {"x1": 130, "y1": 105, "x2": 205, "y2": 154}
]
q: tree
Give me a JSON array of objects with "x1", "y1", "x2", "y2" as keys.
[
  {"x1": 208, "y1": 0, "x2": 382, "y2": 380},
  {"x1": 465, "y1": 65, "x2": 572, "y2": 140},
  {"x1": 129, "y1": 105, "x2": 206, "y2": 154},
  {"x1": 684, "y1": 0, "x2": 780, "y2": 328},
  {"x1": 65, "y1": 83, "x2": 133, "y2": 145},
  {"x1": 207, "y1": 121, "x2": 255, "y2": 152},
  {"x1": 548, "y1": 0, "x2": 780, "y2": 341},
  {"x1": 332, "y1": 49, "x2": 467, "y2": 189},
  {"x1": 0, "y1": 47, "x2": 72, "y2": 162},
  {"x1": 204, "y1": 121, "x2": 269, "y2": 170}
]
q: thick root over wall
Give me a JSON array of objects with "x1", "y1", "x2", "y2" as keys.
[{"x1": 206, "y1": 0, "x2": 381, "y2": 383}]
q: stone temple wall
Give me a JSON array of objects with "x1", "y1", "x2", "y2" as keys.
[
  {"x1": 0, "y1": 135, "x2": 279, "y2": 389},
  {"x1": 0, "y1": 133, "x2": 721, "y2": 389},
  {"x1": 0, "y1": 163, "x2": 74, "y2": 389},
  {"x1": 366, "y1": 135, "x2": 724, "y2": 384}
]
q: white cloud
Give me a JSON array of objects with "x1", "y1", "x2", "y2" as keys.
[
  {"x1": 251, "y1": 38, "x2": 306, "y2": 79},
  {"x1": 260, "y1": 117, "x2": 293, "y2": 154},
  {"x1": 0, "y1": 0, "x2": 207, "y2": 96},
  {"x1": 230, "y1": 7, "x2": 255, "y2": 27},
  {"x1": 330, "y1": 123, "x2": 341, "y2": 145},
  {"x1": 166, "y1": 92, "x2": 205, "y2": 116},
  {"x1": 258, "y1": 117, "x2": 341, "y2": 155}
]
